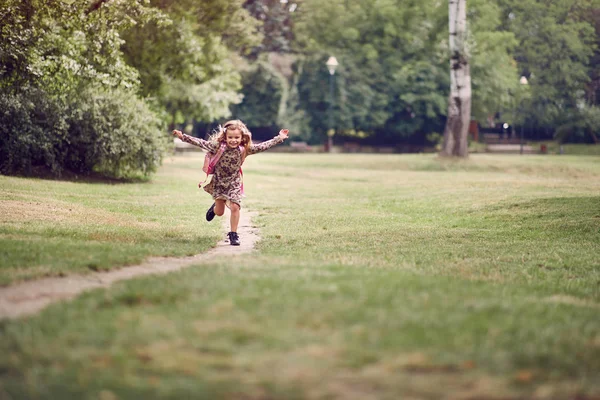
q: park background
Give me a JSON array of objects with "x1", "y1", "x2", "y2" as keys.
[
  {"x1": 1, "y1": 0, "x2": 600, "y2": 399},
  {"x1": 2, "y1": 0, "x2": 600, "y2": 179}
]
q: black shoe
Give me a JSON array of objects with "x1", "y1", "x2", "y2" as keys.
[
  {"x1": 206, "y1": 203, "x2": 216, "y2": 222},
  {"x1": 227, "y1": 231, "x2": 240, "y2": 246}
]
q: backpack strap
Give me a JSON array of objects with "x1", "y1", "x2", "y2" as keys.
[
  {"x1": 199, "y1": 143, "x2": 226, "y2": 188},
  {"x1": 204, "y1": 142, "x2": 227, "y2": 174}
]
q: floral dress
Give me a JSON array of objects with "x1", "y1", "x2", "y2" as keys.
[{"x1": 180, "y1": 133, "x2": 285, "y2": 206}]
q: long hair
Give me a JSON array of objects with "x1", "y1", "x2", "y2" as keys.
[{"x1": 208, "y1": 119, "x2": 252, "y2": 153}]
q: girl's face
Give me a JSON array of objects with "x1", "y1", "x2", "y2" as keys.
[{"x1": 225, "y1": 128, "x2": 243, "y2": 148}]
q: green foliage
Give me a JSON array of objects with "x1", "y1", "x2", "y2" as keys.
[
  {"x1": 65, "y1": 86, "x2": 168, "y2": 179},
  {"x1": 292, "y1": 55, "x2": 340, "y2": 142},
  {"x1": 0, "y1": 88, "x2": 69, "y2": 176},
  {"x1": 0, "y1": 0, "x2": 165, "y2": 178},
  {"x1": 0, "y1": 0, "x2": 157, "y2": 95},
  {"x1": 119, "y1": 0, "x2": 260, "y2": 125},
  {"x1": 0, "y1": 0, "x2": 259, "y2": 178},
  {"x1": 291, "y1": 0, "x2": 451, "y2": 140},
  {"x1": 279, "y1": 59, "x2": 313, "y2": 142},
  {"x1": 157, "y1": 0, "x2": 262, "y2": 52},
  {"x1": 384, "y1": 60, "x2": 449, "y2": 139},
  {"x1": 289, "y1": 0, "x2": 517, "y2": 143},
  {"x1": 4, "y1": 0, "x2": 599, "y2": 163},
  {"x1": 0, "y1": 85, "x2": 167, "y2": 179},
  {"x1": 244, "y1": 0, "x2": 295, "y2": 55},
  {"x1": 554, "y1": 105, "x2": 600, "y2": 143},
  {"x1": 469, "y1": 0, "x2": 519, "y2": 122},
  {"x1": 498, "y1": 0, "x2": 598, "y2": 133},
  {"x1": 282, "y1": 0, "x2": 599, "y2": 144},
  {"x1": 231, "y1": 58, "x2": 287, "y2": 127}
]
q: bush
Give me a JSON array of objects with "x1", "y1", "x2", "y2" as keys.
[
  {"x1": 0, "y1": 88, "x2": 69, "y2": 176},
  {"x1": 65, "y1": 86, "x2": 168, "y2": 179},
  {"x1": 0, "y1": 86, "x2": 168, "y2": 179}
]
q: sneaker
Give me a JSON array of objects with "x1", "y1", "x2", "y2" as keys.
[
  {"x1": 206, "y1": 202, "x2": 216, "y2": 222},
  {"x1": 227, "y1": 231, "x2": 240, "y2": 246}
]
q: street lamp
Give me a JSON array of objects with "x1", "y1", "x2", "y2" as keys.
[
  {"x1": 326, "y1": 56, "x2": 338, "y2": 75},
  {"x1": 325, "y1": 56, "x2": 338, "y2": 152},
  {"x1": 519, "y1": 75, "x2": 528, "y2": 154}
]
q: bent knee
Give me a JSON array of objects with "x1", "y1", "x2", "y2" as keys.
[{"x1": 214, "y1": 202, "x2": 226, "y2": 216}]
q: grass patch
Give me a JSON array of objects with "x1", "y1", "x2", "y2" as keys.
[
  {"x1": 0, "y1": 154, "x2": 221, "y2": 285},
  {"x1": 1, "y1": 153, "x2": 599, "y2": 399}
]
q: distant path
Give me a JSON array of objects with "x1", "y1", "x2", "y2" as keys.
[{"x1": 0, "y1": 210, "x2": 259, "y2": 320}]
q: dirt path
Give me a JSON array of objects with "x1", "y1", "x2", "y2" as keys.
[{"x1": 0, "y1": 210, "x2": 259, "y2": 320}]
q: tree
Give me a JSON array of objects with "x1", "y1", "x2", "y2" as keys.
[
  {"x1": 0, "y1": 0, "x2": 169, "y2": 178},
  {"x1": 243, "y1": 0, "x2": 295, "y2": 56},
  {"x1": 0, "y1": 0, "x2": 266, "y2": 178},
  {"x1": 119, "y1": 0, "x2": 262, "y2": 128},
  {"x1": 287, "y1": 0, "x2": 521, "y2": 147},
  {"x1": 231, "y1": 57, "x2": 287, "y2": 129},
  {"x1": 468, "y1": 0, "x2": 519, "y2": 124},
  {"x1": 440, "y1": 0, "x2": 471, "y2": 157},
  {"x1": 497, "y1": 0, "x2": 599, "y2": 141},
  {"x1": 290, "y1": 0, "x2": 448, "y2": 143}
]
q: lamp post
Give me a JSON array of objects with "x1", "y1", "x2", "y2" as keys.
[
  {"x1": 325, "y1": 56, "x2": 338, "y2": 152},
  {"x1": 519, "y1": 75, "x2": 528, "y2": 155}
]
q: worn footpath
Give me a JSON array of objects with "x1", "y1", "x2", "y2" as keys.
[{"x1": 0, "y1": 210, "x2": 259, "y2": 320}]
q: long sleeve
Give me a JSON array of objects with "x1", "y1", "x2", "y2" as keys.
[
  {"x1": 248, "y1": 135, "x2": 285, "y2": 155},
  {"x1": 180, "y1": 133, "x2": 217, "y2": 153}
]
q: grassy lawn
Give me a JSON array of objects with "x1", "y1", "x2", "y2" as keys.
[
  {"x1": 1, "y1": 152, "x2": 599, "y2": 399},
  {"x1": 0, "y1": 153, "x2": 223, "y2": 285}
]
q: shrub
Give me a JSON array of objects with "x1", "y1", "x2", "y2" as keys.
[
  {"x1": 65, "y1": 86, "x2": 168, "y2": 179},
  {"x1": 0, "y1": 86, "x2": 168, "y2": 179},
  {"x1": 0, "y1": 88, "x2": 69, "y2": 176}
]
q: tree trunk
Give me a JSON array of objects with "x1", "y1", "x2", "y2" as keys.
[{"x1": 440, "y1": 0, "x2": 471, "y2": 158}]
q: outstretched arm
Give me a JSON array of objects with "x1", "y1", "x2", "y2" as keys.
[
  {"x1": 248, "y1": 129, "x2": 289, "y2": 155},
  {"x1": 172, "y1": 130, "x2": 216, "y2": 152}
]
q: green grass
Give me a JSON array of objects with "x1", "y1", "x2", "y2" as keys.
[
  {"x1": 1, "y1": 152, "x2": 599, "y2": 399},
  {"x1": 0, "y1": 153, "x2": 223, "y2": 285}
]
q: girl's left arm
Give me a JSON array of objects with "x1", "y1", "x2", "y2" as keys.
[{"x1": 248, "y1": 129, "x2": 289, "y2": 155}]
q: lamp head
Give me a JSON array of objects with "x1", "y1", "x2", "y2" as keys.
[{"x1": 326, "y1": 56, "x2": 339, "y2": 75}]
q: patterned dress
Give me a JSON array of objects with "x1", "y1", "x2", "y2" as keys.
[{"x1": 180, "y1": 133, "x2": 285, "y2": 206}]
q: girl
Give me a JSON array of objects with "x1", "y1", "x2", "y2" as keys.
[{"x1": 172, "y1": 120, "x2": 288, "y2": 246}]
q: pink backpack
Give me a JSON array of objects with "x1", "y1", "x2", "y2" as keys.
[{"x1": 199, "y1": 143, "x2": 247, "y2": 190}]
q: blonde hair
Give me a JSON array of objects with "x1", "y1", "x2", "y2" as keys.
[{"x1": 209, "y1": 119, "x2": 252, "y2": 152}]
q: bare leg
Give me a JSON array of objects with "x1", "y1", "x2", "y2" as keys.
[
  {"x1": 214, "y1": 199, "x2": 226, "y2": 217},
  {"x1": 230, "y1": 202, "x2": 240, "y2": 232}
]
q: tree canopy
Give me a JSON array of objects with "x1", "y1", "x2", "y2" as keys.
[
  {"x1": 280, "y1": 0, "x2": 521, "y2": 145},
  {"x1": 496, "y1": 0, "x2": 600, "y2": 142},
  {"x1": 0, "y1": 0, "x2": 262, "y2": 177}
]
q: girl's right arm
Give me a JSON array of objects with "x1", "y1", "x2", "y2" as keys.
[{"x1": 172, "y1": 130, "x2": 216, "y2": 152}]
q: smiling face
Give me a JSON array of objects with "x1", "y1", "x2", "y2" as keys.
[{"x1": 225, "y1": 128, "x2": 243, "y2": 148}]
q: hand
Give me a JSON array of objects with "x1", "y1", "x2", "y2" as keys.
[
  {"x1": 172, "y1": 130, "x2": 183, "y2": 140},
  {"x1": 278, "y1": 129, "x2": 289, "y2": 139}
]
